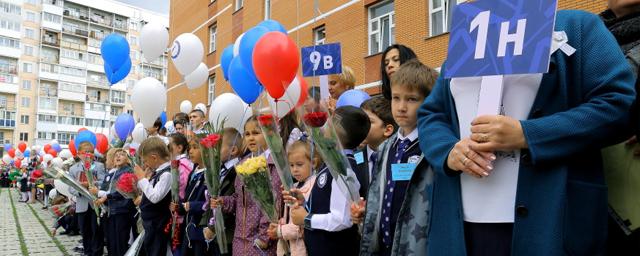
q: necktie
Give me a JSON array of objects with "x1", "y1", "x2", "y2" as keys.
[
  {"x1": 369, "y1": 151, "x2": 378, "y2": 181},
  {"x1": 380, "y1": 138, "x2": 411, "y2": 246}
]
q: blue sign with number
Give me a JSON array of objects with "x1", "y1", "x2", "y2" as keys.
[
  {"x1": 301, "y1": 43, "x2": 342, "y2": 77},
  {"x1": 444, "y1": 0, "x2": 558, "y2": 78}
]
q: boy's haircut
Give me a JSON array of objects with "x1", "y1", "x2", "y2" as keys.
[
  {"x1": 169, "y1": 133, "x2": 189, "y2": 154},
  {"x1": 333, "y1": 106, "x2": 371, "y2": 150},
  {"x1": 390, "y1": 59, "x2": 438, "y2": 98},
  {"x1": 78, "y1": 141, "x2": 95, "y2": 153},
  {"x1": 153, "y1": 117, "x2": 163, "y2": 130},
  {"x1": 361, "y1": 96, "x2": 397, "y2": 129},
  {"x1": 329, "y1": 66, "x2": 356, "y2": 89},
  {"x1": 139, "y1": 137, "x2": 170, "y2": 159},
  {"x1": 287, "y1": 140, "x2": 322, "y2": 170},
  {"x1": 222, "y1": 127, "x2": 242, "y2": 151},
  {"x1": 190, "y1": 109, "x2": 205, "y2": 117}
]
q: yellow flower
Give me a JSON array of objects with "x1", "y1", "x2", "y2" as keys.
[{"x1": 236, "y1": 156, "x2": 267, "y2": 176}]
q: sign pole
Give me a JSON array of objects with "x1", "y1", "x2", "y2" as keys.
[{"x1": 476, "y1": 75, "x2": 504, "y2": 116}]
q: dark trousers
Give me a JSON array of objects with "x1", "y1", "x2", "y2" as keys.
[
  {"x1": 607, "y1": 216, "x2": 640, "y2": 255},
  {"x1": 106, "y1": 213, "x2": 135, "y2": 256},
  {"x1": 181, "y1": 240, "x2": 209, "y2": 256},
  {"x1": 59, "y1": 214, "x2": 79, "y2": 233},
  {"x1": 464, "y1": 222, "x2": 513, "y2": 256},
  {"x1": 78, "y1": 210, "x2": 104, "y2": 256},
  {"x1": 142, "y1": 217, "x2": 170, "y2": 256}
]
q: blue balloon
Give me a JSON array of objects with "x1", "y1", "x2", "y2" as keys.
[
  {"x1": 159, "y1": 111, "x2": 167, "y2": 127},
  {"x1": 239, "y1": 26, "x2": 269, "y2": 76},
  {"x1": 23, "y1": 150, "x2": 30, "y2": 158},
  {"x1": 258, "y1": 20, "x2": 287, "y2": 34},
  {"x1": 51, "y1": 143, "x2": 62, "y2": 153},
  {"x1": 229, "y1": 57, "x2": 263, "y2": 104},
  {"x1": 75, "y1": 130, "x2": 97, "y2": 151},
  {"x1": 114, "y1": 113, "x2": 135, "y2": 142},
  {"x1": 105, "y1": 58, "x2": 131, "y2": 84},
  {"x1": 4, "y1": 143, "x2": 11, "y2": 150},
  {"x1": 220, "y1": 45, "x2": 234, "y2": 81},
  {"x1": 100, "y1": 33, "x2": 130, "y2": 71},
  {"x1": 336, "y1": 89, "x2": 372, "y2": 108}
]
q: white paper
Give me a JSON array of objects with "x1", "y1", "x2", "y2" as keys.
[
  {"x1": 319, "y1": 75, "x2": 330, "y2": 100},
  {"x1": 476, "y1": 75, "x2": 504, "y2": 116}
]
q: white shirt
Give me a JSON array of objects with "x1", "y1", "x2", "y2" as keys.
[
  {"x1": 310, "y1": 168, "x2": 360, "y2": 232},
  {"x1": 137, "y1": 162, "x2": 172, "y2": 204},
  {"x1": 396, "y1": 127, "x2": 419, "y2": 143},
  {"x1": 98, "y1": 168, "x2": 118, "y2": 198},
  {"x1": 451, "y1": 74, "x2": 542, "y2": 223}
]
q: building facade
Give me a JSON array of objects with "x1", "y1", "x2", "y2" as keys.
[
  {"x1": 168, "y1": 0, "x2": 607, "y2": 117},
  {"x1": 0, "y1": 0, "x2": 168, "y2": 152}
]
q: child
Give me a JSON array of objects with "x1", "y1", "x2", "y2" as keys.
[
  {"x1": 134, "y1": 136, "x2": 173, "y2": 256},
  {"x1": 359, "y1": 96, "x2": 397, "y2": 185},
  {"x1": 169, "y1": 133, "x2": 194, "y2": 202},
  {"x1": 172, "y1": 136, "x2": 210, "y2": 255},
  {"x1": 333, "y1": 105, "x2": 372, "y2": 198},
  {"x1": 19, "y1": 166, "x2": 29, "y2": 202},
  {"x1": 93, "y1": 148, "x2": 136, "y2": 256},
  {"x1": 353, "y1": 59, "x2": 437, "y2": 255},
  {"x1": 211, "y1": 117, "x2": 283, "y2": 256},
  {"x1": 203, "y1": 127, "x2": 242, "y2": 255},
  {"x1": 148, "y1": 117, "x2": 170, "y2": 145},
  {"x1": 269, "y1": 140, "x2": 319, "y2": 256},
  {"x1": 68, "y1": 139, "x2": 105, "y2": 256}
]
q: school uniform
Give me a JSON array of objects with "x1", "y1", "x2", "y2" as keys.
[
  {"x1": 303, "y1": 165, "x2": 360, "y2": 256},
  {"x1": 359, "y1": 128, "x2": 433, "y2": 256},
  {"x1": 68, "y1": 161, "x2": 105, "y2": 256},
  {"x1": 350, "y1": 148, "x2": 371, "y2": 199},
  {"x1": 216, "y1": 158, "x2": 238, "y2": 256},
  {"x1": 98, "y1": 166, "x2": 136, "y2": 256},
  {"x1": 178, "y1": 167, "x2": 209, "y2": 256},
  {"x1": 138, "y1": 162, "x2": 173, "y2": 256}
]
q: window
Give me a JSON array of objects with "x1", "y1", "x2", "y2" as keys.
[
  {"x1": 129, "y1": 35, "x2": 137, "y2": 46},
  {"x1": 38, "y1": 97, "x2": 56, "y2": 110},
  {"x1": 0, "y1": 18, "x2": 21, "y2": 32},
  {"x1": 429, "y1": 0, "x2": 462, "y2": 36},
  {"x1": 19, "y1": 132, "x2": 28, "y2": 141},
  {"x1": 21, "y1": 97, "x2": 30, "y2": 107},
  {"x1": 368, "y1": 1, "x2": 395, "y2": 55},
  {"x1": 111, "y1": 90, "x2": 125, "y2": 104},
  {"x1": 38, "y1": 132, "x2": 56, "y2": 140},
  {"x1": 23, "y1": 45, "x2": 34, "y2": 56},
  {"x1": 22, "y1": 63, "x2": 33, "y2": 73},
  {"x1": 22, "y1": 80, "x2": 31, "y2": 90},
  {"x1": 235, "y1": 0, "x2": 243, "y2": 11},
  {"x1": 209, "y1": 25, "x2": 217, "y2": 53},
  {"x1": 57, "y1": 132, "x2": 76, "y2": 145},
  {"x1": 38, "y1": 114, "x2": 57, "y2": 123},
  {"x1": 129, "y1": 20, "x2": 138, "y2": 31},
  {"x1": 43, "y1": 12, "x2": 62, "y2": 23},
  {"x1": 61, "y1": 49, "x2": 85, "y2": 61},
  {"x1": 20, "y1": 115, "x2": 29, "y2": 124},
  {"x1": 26, "y1": 0, "x2": 39, "y2": 5},
  {"x1": 85, "y1": 118, "x2": 108, "y2": 128},
  {"x1": 0, "y1": 2, "x2": 21, "y2": 16},
  {"x1": 0, "y1": 36, "x2": 19, "y2": 48},
  {"x1": 26, "y1": 12, "x2": 36, "y2": 22},
  {"x1": 0, "y1": 95, "x2": 6, "y2": 106},
  {"x1": 24, "y1": 28, "x2": 35, "y2": 39},
  {"x1": 60, "y1": 66, "x2": 85, "y2": 77},
  {"x1": 208, "y1": 74, "x2": 216, "y2": 105},
  {"x1": 313, "y1": 26, "x2": 326, "y2": 45},
  {"x1": 58, "y1": 117, "x2": 83, "y2": 126},
  {"x1": 59, "y1": 82, "x2": 84, "y2": 93}
]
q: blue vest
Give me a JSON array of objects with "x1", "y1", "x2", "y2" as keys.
[{"x1": 140, "y1": 166, "x2": 172, "y2": 222}]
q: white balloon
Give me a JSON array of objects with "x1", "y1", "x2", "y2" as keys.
[
  {"x1": 132, "y1": 123, "x2": 148, "y2": 144},
  {"x1": 15, "y1": 150, "x2": 23, "y2": 159},
  {"x1": 164, "y1": 120, "x2": 175, "y2": 134},
  {"x1": 268, "y1": 77, "x2": 303, "y2": 118},
  {"x1": 51, "y1": 140, "x2": 59, "y2": 145},
  {"x1": 59, "y1": 149, "x2": 72, "y2": 159},
  {"x1": 2, "y1": 154, "x2": 11, "y2": 164},
  {"x1": 21, "y1": 159, "x2": 29, "y2": 167},
  {"x1": 184, "y1": 63, "x2": 208, "y2": 89},
  {"x1": 171, "y1": 33, "x2": 204, "y2": 75},
  {"x1": 38, "y1": 150, "x2": 45, "y2": 157},
  {"x1": 132, "y1": 77, "x2": 166, "y2": 128},
  {"x1": 140, "y1": 22, "x2": 169, "y2": 62},
  {"x1": 209, "y1": 93, "x2": 251, "y2": 133},
  {"x1": 195, "y1": 103, "x2": 207, "y2": 114},
  {"x1": 180, "y1": 100, "x2": 193, "y2": 114},
  {"x1": 31, "y1": 145, "x2": 37, "y2": 151},
  {"x1": 51, "y1": 157, "x2": 64, "y2": 169},
  {"x1": 43, "y1": 154, "x2": 54, "y2": 163},
  {"x1": 233, "y1": 33, "x2": 245, "y2": 57}
]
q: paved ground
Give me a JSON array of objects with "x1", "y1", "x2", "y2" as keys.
[{"x1": 0, "y1": 188, "x2": 80, "y2": 256}]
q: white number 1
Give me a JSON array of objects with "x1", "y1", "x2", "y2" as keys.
[
  {"x1": 469, "y1": 10, "x2": 527, "y2": 60},
  {"x1": 470, "y1": 10, "x2": 490, "y2": 60}
]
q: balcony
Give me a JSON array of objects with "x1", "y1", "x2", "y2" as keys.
[
  {"x1": 43, "y1": 0, "x2": 63, "y2": 7},
  {"x1": 63, "y1": 9, "x2": 89, "y2": 22},
  {"x1": 90, "y1": 14, "x2": 113, "y2": 27},
  {"x1": 0, "y1": 64, "x2": 17, "y2": 75},
  {"x1": 0, "y1": 110, "x2": 16, "y2": 129},
  {"x1": 42, "y1": 36, "x2": 60, "y2": 47},
  {"x1": 0, "y1": 74, "x2": 19, "y2": 94},
  {"x1": 114, "y1": 20, "x2": 128, "y2": 31},
  {"x1": 40, "y1": 55, "x2": 59, "y2": 64},
  {"x1": 60, "y1": 40, "x2": 88, "y2": 51},
  {"x1": 87, "y1": 78, "x2": 109, "y2": 88},
  {"x1": 62, "y1": 25, "x2": 89, "y2": 38},
  {"x1": 42, "y1": 0, "x2": 64, "y2": 16},
  {"x1": 39, "y1": 63, "x2": 60, "y2": 81}
]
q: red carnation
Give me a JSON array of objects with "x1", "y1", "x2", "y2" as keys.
[
  {"x1": 116, "y1": 172, "x2": 138, "y2": 195},
  {"x1": 129, "y1": 148, "x2": 136, "y2": 157},
  {"x1": 258, "y1": 114, "x2": 274, "y2": 127},
  {"x1": 303, "y1": 111, "x2": 328, "y2": 127},
  {"x1": 171, "y1": 160, "x2": 180, "y2": 169},
  {"x1": 199, "y1": 134, "x2": 221, "y2": 148},
  {"x1": 31, "y1": 170, "x2": 43, "y2": 179}
]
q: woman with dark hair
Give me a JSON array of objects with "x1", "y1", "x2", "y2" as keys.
[{"x1": 379, "y1": 44, "x2": 418, "y2": 100}]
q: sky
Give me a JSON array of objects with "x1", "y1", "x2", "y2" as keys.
[{"x1": 115, "y1": 0, "x2": 169, "y2": 15}]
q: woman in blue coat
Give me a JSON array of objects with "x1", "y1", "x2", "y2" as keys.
[{"x1": 417, "y1": 10, "x2": 636, "y2": 255}]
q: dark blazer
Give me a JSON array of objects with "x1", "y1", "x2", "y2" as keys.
[
  {"x1": 347, "y1": 151, "x2": 369, "y2": 199},
  {"x1": 179, "y1": 169, "x2": 208, "y2": 241},
  {"x1": 417, "y1": 10, "x2": 636, "y2": 255}
]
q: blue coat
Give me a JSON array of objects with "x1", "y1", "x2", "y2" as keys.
[{"x1": 417, "y1": 10, "x2": 636, "y2": 256}]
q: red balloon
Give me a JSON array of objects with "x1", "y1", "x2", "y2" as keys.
[
  {"x1": 69, "y1": 140, "x2": 77, "y2": 157},
  {"x1": 252, "y1": 32, "x2": 300, "y2": 99},
  {"x1": 95, "y1": 133, "x2": 108, "y2": 154},
  {"x1": 297, "y1": 76, "x2": 308, "y2": 107},
  {"x1": 78, "y1": 127, "x2": 88, "y2": 133},
  {"x1": 14, "y1": 159, "x2": 21, "y2": 168},
  {"x1": 43, "y1": 144, "x2": 51, "y2": 154},
  {"x1": 48, "y1": 149, "x2": 57, "y2": 157},
  {"x1": 7, "y1": 148, "x2": 15, "y2": 158},
  {"x1": 18, "y1": 142, "x2": 26, "y2": 153}
]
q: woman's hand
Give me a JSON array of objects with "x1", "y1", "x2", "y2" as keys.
[
  {"x1": 290, "y1": 203, "x2": 308, "y2": 226},
  {"x1": 447, "y1": 138, "x2": 496, "y2": 178},
  {"x1": 470, "y1": 115, "x2": 528, "y2": 152}
]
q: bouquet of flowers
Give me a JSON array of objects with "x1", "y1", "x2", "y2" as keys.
[
  {"x1": 256, "y1": 112, "x2": 294, "y2": 190},
  {"x1": 115, "y1": 172, "x2": 139, "y2": 199},
  {"x1": 42, "y1": 166, "x2": 107, "y2": 214},
  {"x1": 168, "y1": 160, "x2": 181, "y2": 249},
  {"x1": 197, "y1": 125, "x2": 229, "y2": 254},
  {"x1": 299, "y1": 103, "x2": 360, "y2": 202},
  {"x1": 50, "y1": 201, "x2": 73, "y2": 217},
  {"x1": 236, "y1": 156, "x2": 278, "y2": 222}
]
